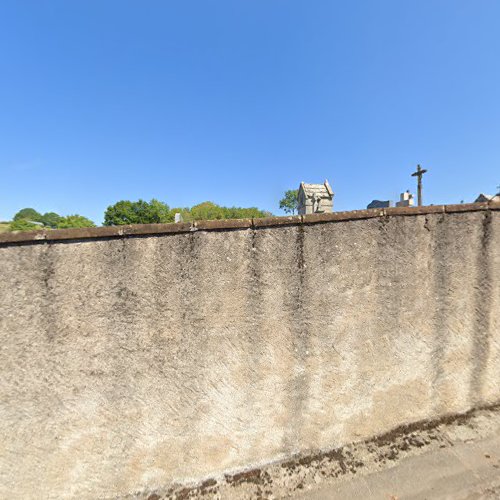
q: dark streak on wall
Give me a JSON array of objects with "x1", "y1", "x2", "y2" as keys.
[
  {"x1": 470, "y1": 211, "x2": 493, "y2": 404},
  {"x1": 0, "y1": 206, "x2": 498, "y2": 499}
]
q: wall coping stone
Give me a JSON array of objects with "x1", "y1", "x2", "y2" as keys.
[
  {"x1": 0, "y1": 202, "x2": 498, "y2": 247},
  {"x1": 193, "y1": 218, "x2": 253, "y2": 231},
  {"x1": 252, "y1": 215, "x2": 303, "y2": 228}
]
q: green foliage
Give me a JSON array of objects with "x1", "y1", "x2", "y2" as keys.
[
  {"x1": 9, "y1": 219, "x2": 44, "y2": 232},
  {"x1": 279, "y1": 189, "x2": 299, "y2": 215},
  {"x1": 9, "y1": 199, "x2": 271, "y2": 233},
  {"x1": 189, "y1": 201, "x2": 225, "y2": 221},
  {"x1": 187, "y1": 202, "x2": 268, "y2": 221},
  {"x1": 40, "y1": 212, "x2": 62, "y2": 228},
  {"x1": 222, "y1": 206, "x2": 269, "y2": 219},
  {"x1": 13, "y1": 208, "x2": 43, "y2": 222},
  {"x1": 103, "y1": 199, "x2": 173, "y2": 226},
  {"x1": 103, "y1": 200, "x2": 138, "y2": 225},
  {"x1": 56, "y1": 215, "x2": 96, "y2": 229},
  {"x1": 146, "y1": 199, "x2": 174, "y2": 223},
  {"x1": 11, "y1": 208, "x2": 86, "y2": 230}
]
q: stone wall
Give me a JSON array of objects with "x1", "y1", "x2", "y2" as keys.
[{"x1": 0, "y1": 204, "x2": 498, "y2": 499}]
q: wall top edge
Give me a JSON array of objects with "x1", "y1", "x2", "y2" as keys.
[{"x1": 0, "y1": 202, "x2": 498, "y2": 247}]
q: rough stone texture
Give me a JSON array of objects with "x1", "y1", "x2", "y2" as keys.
[
  {"x1": 127, "y1": 403, "x2": 500, "y2": 499},
  {"x1": 0, "y1": 208, "x2": 499, "y2": 499}
]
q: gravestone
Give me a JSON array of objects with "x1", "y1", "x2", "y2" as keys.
[{"x1": 395, "y1": 191, "x2": 415, "y2": 207}]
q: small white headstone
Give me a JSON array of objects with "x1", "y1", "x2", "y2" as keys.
[{"x1": 395, "y1": 191, "x2": 415, "y2": 207}]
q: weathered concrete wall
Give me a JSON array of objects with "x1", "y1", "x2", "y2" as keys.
[{"x1": 0, "y1": 206, "x2": 499, "y2": 499}]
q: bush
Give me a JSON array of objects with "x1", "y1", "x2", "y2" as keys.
[
  {"x1": 40, "y1": 212, "x2": 62, "y2": 228},
  {"x1": 9, "y1": 219, "x2": 44, "y2": 232},
  {"x1": 13, "y1": 208, "x2": 43, "y2": 222},
  {"x1": 103, "y1": 199, "x2": 173, "y2": 226},
  {"x1": 189, "y1": 202, "x2": 269, "y2": 220},
  {"x1": 56, "y1": 215, "x2": 96, "y2": 229}
]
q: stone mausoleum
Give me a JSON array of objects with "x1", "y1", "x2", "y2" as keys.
[
  {"x1": 298, "y1": 180, "x2": 334, "y2": 215},
  {"x1": 395, "y1": 190, "x2": 415, "y2": 207}
]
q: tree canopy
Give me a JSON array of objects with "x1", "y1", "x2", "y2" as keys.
[
  {"x1": 189, "y1": 201, "x2": 225, "y2": 220},
  {"x1": 188, "y1": 202, "x2": 269, "y2": 221},
  {"x1": 279, "y1": 189, "x2": 299, "y2": 215},
  {"x1": 10, "y1": 207, "x2": 94, "y2": 231},
  {"x1": 56, "y1": 215, "x2": 96, "y2": 229},
  {"x1": 41, "y1": 212, "x2": 63, "y2": 228},
  {"x1": 104, "y1": 200, "x2": 270, "y2": 225},
  {"x1": 103, "y1": 199, "x2": 173, "y2": 226},
  {"x1": 13, "y1": 208, "x2": 43, "y2": 222},
  {"x1": 8, "y1": 198, "x2": 272, "y2": 233}
]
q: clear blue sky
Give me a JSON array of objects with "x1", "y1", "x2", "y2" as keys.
[{"x1": 1, "y1": 0, "x2": 499, "y2": 223}]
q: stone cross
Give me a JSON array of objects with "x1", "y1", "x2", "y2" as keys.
[{"x1": 411, "y1": 164, "x2": 427, "y2": 206}]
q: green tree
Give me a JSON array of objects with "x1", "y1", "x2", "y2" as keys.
[
  {"x1": 143, "y1": 199, "x2": 174, "y2": 223},
  {"x1": 13, "y1": 207, "x2": 43, "y2": 222},
  {"x1": 40, "y1": 212, "x2": 62, "y2": 228},
  {"x1": 103, "y1": 200, "x2": 137, "y2": 225},
  {"x1": 103, "y1": 199, "x2": 173, "y2": 226},
  {"x1": 9, "y1": 219, "x2": 43, "y2": 232},
  {"x1": 190, "y1": 201, "x2": 225, "y2": 221},
  {"x1": 183, "y1": 202, "x2": 270, "y2": 221},
  {"x1": 279, "y1": 189, "x2": 299, "y2": 215},
  {"x1": 56, "y1": 215, "x2": 96, "y2": 229},
  {"x1": 223, "y1": 206, "x2": 268, "y2": 219}
]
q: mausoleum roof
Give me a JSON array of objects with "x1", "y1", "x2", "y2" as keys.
[
  {"x1": 475, "y1": 193, "x2": 500, "y2": 203},
  {"x1": 299, "y1": 180, "x2": 333, "y2": 198}
]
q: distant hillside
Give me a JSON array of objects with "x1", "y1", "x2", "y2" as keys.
[{"x1": 0, "y1": 222, "x2": 11, "y2": 233}]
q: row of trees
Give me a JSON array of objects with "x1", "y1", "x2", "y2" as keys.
[
  {"x1": 9, "y1": 208, "x2": 95, "y2": 232},
  {"x1": 7, "y1": 199, "x2": 272, "y2": 232},
  {"x1": 103, "y1": 199, "x2": 271, "y2": 225}
]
